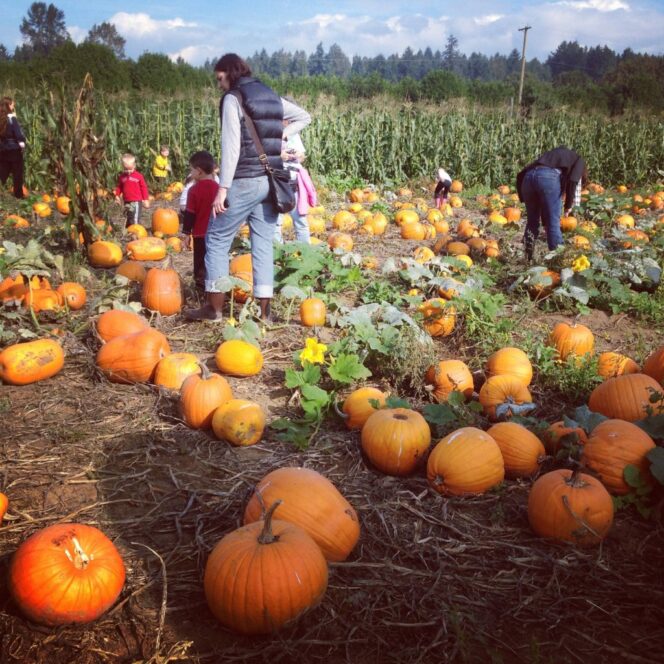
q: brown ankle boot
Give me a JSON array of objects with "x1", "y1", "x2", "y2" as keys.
[{"x1": 183, "y1": 292, "x2": 225, "y2": 321}]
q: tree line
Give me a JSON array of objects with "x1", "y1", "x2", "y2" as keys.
[{"x1": 1, "y1": 2, "x2": 662, "y2": 115}]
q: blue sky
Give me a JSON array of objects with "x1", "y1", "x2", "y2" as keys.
[{"x1": 1, "y1": 1, "x2": 663, "y2": 65}]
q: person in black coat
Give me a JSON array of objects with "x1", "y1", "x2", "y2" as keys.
[
  {"x1": 516, "y1": 146, "x2": 587, "y2": 260},
  {"x1": 0, "y1": 97, "x2": 27, "y2": 199}
]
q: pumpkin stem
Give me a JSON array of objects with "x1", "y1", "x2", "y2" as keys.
[
  {"x1": 333, "y1": 399, "x2": 348, "y2": 420},
  {"x1": 198, "y1": 361, "x2": 212, "y2": 380},
  {"x1": 257, "y1": 499, "x2": 283, "y2": 545},
  {"x1": 64, "y1": 536, "x2": 92, "y2": 570}
]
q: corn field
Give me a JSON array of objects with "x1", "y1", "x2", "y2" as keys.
[{"x1": 18, "y1": 88, "x2": 664, "y2": 192}]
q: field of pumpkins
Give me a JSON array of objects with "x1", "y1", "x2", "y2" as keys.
[{"x1": 1, "y1": 175, "x2": 663, "y2": 663}]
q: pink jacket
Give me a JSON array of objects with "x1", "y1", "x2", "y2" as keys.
[{"x1": 296, "y1": 167, "x2": 317, "y2": 215}]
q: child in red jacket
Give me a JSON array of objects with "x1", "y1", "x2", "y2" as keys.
[
  {"x1": 182, "y1": 150, "x2": 219, "y2": 291},
  {"x1": 114, "y1": 153, "x2": 150, "y2": 228}
]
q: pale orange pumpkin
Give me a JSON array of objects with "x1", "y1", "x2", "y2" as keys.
[
  {"x1": 478, "y1": 375, "x2": 534, "y2": 420},
  {"x1": 0, "y1": 339, "x2": 65, "y2": 385},
  {"x1": 211, "y1": 399, "x2": 266, "y2": 446},
  {"x1": 88, "y1": 240, "x2": 123, "y2": 268},
  {"x1": 300, "y1": 297, "x2": 326, "y2": 327},
  {"x1": 126, "y1": 237, "x2": 167, "y2": 261},
  {"x1": 597, "y1": 352, "x2": 640, "y2": 380},
  {"x1": 486, "y1": 347, "x2": 533, "y2": 386},
  {"x1": 243, "y1": 467, "x2": 360, "y2": 562},
  {"x1": 427, "y1": 427, "x2": 504, "y2": 496},
  {"x1": 425, "y1": 360, "x2": 474, "y2": 402},
  {"x1": 418, "y1": 299, "x2": 456, "y2": 337},
  {"x1": 116, "y1": 261, "x2": 147, "y2": 283},
  {"x1": 215, "y1": 339, "x2": 263, "y2": 376},
  {"x1": 153, "y1": 352, "x2": 200, "y2": 390}
]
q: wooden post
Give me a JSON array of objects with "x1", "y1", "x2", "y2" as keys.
[{"x1": 517, "y1": 26, "x2": 531, "y2": 110}]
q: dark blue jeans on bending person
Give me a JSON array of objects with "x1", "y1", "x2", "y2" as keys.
[{"x1": 521, "y1": 166, "x2": 563, "y2": 258}]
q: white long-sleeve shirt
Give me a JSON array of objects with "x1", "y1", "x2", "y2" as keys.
[{"x1": 219, "y1": 96, "x2": 311, "y2": 189}]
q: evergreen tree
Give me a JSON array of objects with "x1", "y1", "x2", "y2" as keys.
[
  {"x1": 547, "y1": 41, "x2": 587, "y2": 79},
  {"x1": 0, "y1": 45, "x2": 10, "y2": 62},
  {"x1": 20, "y1": 2, "x2": 70, "y2": 57},
  {"x1": 291, "y1": 50, "x2": 308, "y2": 76},
  {"x1": 308, "y1": 42, "x2": 326, "y2": 76},
  {"x1": 85, "y1": 22, "x2": 126, "y2": 59},
  {"x1": 327, "y1": 43, "x2": 350, "y2": 78},
  {"x1": 442, "y1": 35, "x2": 461, "y2": 73}
]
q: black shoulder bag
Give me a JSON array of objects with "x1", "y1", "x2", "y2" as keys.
[{"x1": 229, "y1": 91, "x2": 296, "y2": 214}]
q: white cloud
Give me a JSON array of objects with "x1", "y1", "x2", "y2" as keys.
[
  {"x1": 109, "y1": 12, "x2": 197, "y2": 38},
  {"x1": 68, "y1": 26, "x2": 87, "y2": 44},
  {"x1": 554, "y1": 0, "x2": 629, "y2": 10},
  {"x1": 299, "y1": 14, "x2": 347, "y2": 29},
  {"x1": 474, "y1": 14, "x2": 505, "y2": 26},
  {"x1": 169, "y1": 44, "x2": 218, "y2": 63}
]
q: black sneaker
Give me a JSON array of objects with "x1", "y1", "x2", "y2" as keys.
[{"x1": 183, "y1": 304, "x2": 223, "y2": 321}]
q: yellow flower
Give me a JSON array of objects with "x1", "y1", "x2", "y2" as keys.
[
  {"x1": 571, "y1": 255, "x2": 591, "y2": 272},
  {"x1": 299, "y1": 337, "x2": 327, "y2": 365}
]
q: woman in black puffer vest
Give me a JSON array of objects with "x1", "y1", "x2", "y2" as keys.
[{"x1": 0, "y1": 97, "x2": 27, "y2": 199}]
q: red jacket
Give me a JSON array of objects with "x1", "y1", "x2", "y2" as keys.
[
  {"x1": 185, "y1": 179, "x2": 219, "y2": 237},
  {"x1": 114, "y1": 170, "x2": 149, "y2": 202}
]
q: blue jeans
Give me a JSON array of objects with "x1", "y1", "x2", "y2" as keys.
[
  {"x1": 522, "y1": 167, "x2": 563, "y2": 254},
  {"x1": 274, "y1": 191, "x2": 310, "y2": 243},
  {"x1": 205, "y1": 176, "x2": 277, "y2": 297}
]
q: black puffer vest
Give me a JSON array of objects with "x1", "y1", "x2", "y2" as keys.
[{"x1": 222, "y1": 77, "x2": 284, "y2": 179}]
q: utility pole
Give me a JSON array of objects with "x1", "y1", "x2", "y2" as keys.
[{"x1": 517, "y1": 25, "x2": 531, "y2": 110}]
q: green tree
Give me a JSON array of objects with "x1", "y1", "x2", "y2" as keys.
[
  {"x1": 327, "y1": 43, "x2": 350, "y2": 78},
  {"x1": 547, "y1": 41, "x2": 587, "y2": 79},
  {"x1": 308, "y1": 42, "x2": 326, "y2": 76},
  {"x1": 85, "y1": 22, "x2": 126, "y2": 59},
  {"x1": 0, "y1": 44, "x2": 10, "y2": 61},
  {"x1": 442, "y1": 34, "x2": 461, "y2": 74},
  {"x1": 20, "y1": 2, "x2": 70, "y2": 57}
]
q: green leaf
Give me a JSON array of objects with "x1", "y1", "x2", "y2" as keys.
[
  {"x1": 571, "y1": 405, "x2": 608, "y2": 434},
  {"x1": 384, "y1": 395, "x2": 411, "y2": 409},
  {"x1": 327, "y1": 353, "x2": 372, "y2": 384},
  {"x1": 285, "y1": 363, "x2": 321, "y2": 389},
  {"x1": 623, "y1": 464, "x2": 646, "y2": 489},
  {"x1": 300, "y1": 384, "x2": 332, "y2": 418},
  {"x1": 423, "y1": 403, "x2": 457, "y2": 426},
  {"x1": 646, "y1": 447, "x2": 664, "y2": 486},
  {"x1": 635, "y1": 415, "x2": 664, "y2": 440},
  {"x1": 270, "y1": 417, "x2": 313, "y2": 450}
]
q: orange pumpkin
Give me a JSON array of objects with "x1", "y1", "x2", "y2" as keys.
[
  {"x1": 528, "y1": 469, "x2": 613, "y2": 546},
  {"x1": 55, "y1": 196, "x2": 71, "y2": 215},
  {"x1": 126, "y1": 224, "x2": 148, "y2": 239},
  {"x1": 582, "y1": 419, "x2": 656, "y2": 494},
  {"x1": 88, "y1": 240, "x2": 123, "y2": 268},
  {"x1": 180, "y1": 364, "x2": 233, "y2": 429},
  {"x1": 487, "y1": 422, "x2": 546, "y2": 478},
  {"x1": 300, "y1": 297, "x2": 326, "y2": 327},
  {"x1": 560, "y1": 216, "x2": 577, "y2": 232},
  {"x1": 243, "y1": 467, "x2": 360, "y2": 562},
  {"x1": 215, "y1": 339, "x2": 263, "y2": 377},
  {"x1": 597, "y1": 352, "x2": 640, "y2": 380},
  {"x1": 56, "y1": 282, "x2": 87, "y2": 310},
  {"x1": 96, "y1": 328, "x2": 171, "y2": 384},
  {"x1": 151, "y1": 208, "x2": 179, "y2": 235},
  {"x1": 418, "y1": 299, "x2": 456, "y2": 337},
  {"x1": 425, "y1": 360, "x2": 474, "y2": 403},
  {"x1": 486, "y1": 347, "x2": 533, "y2": 386},
  {"x1": 548, "y1": 321, "x2": 594, "y2": 362},
  {"x1": 478, "y1": 375, "x2": 534, "y2": 420},
  {"x1": 23, "y1": 289, "x2": 63, "y2": 313},
  {"x1": 341, "y1": 387, "x2": 387, "y2": 430},
  {"x1": 541, "y1": 421, "x2": 588, "y2": 456},
  {"x1": 427, "y1": 427, "x2": 505, "y2": 496},
  {"x1": 204, "y1": 502, "x2": 328, "y2": 634},
  {"x1": 95, "y1": 309, "x2": 150, "y2": 343},
  {"x1": 141, "y1": 264, "x2": 182, "y2": 316},
  {"x1": 9, "y1": 523, "x2": 125, "y2": 625},
  {"x1": 153, "y1": 352, "x2": 200, "y2": 390},
  {"x1": 361, "y1": 408, "x2": 431, "y2": 476},
  {"x1": 126, "y1": 237, "x2": 167, "y2": 261},
  {"x1": 116, "y1": 261, "x2": 147, "y2": 283},
  {"x1": 588, "y1": 373, "x2": 661, "y2": 422},
  {"x1": 643, "y1": 345, "x2": 664, "y2": 384},
  {"x1": 0, "y1": 339, "x2": 65, "y2": 385},
  {"x1": 0, "y1": 491, "x2": 7, "y2": 524},
  {"x1": 211, "y1": 399, "x2": 266, "y2": 446},
  {"x1": 528, "y1": 270, "x2": 561, "y2": 298},
  {"x1": 327, "y1": 232, "x2": 353, "y2": 252}
]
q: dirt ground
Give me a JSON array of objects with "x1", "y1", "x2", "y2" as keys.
[{"x1": 1, "y1": 198, "x2": 663, "y2": 664}]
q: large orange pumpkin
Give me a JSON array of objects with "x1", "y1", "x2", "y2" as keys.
[
  {"x1": 96, "y1": 328, "x2": 170, "y2": 384},
  {"x1": 427, "y1": 427, "x2": 505, "y2": 496},
  {"x1": 141, "y1": 264, "x2": 182, "y2": 316},
  {"x1": 643, "y1": 345, "x2": 664, "y2": 384},
  {"x1": 88, "y1": 240, "x2": 123, "y2": 268},
  {"x1": 95, "y1": 309, "x2": 150, "y2": 343},
  {"x1": 425, "y1": 360, "x2": 474, "y2": 402},
  {"x1": 341, "y1": 387, "x2": 387, "y2": 430},
  {"x1": 588, "y1": 373, "x2": 661, "y2": 421},
  {"x1": 179, "y1": 364, "x2": 233, "y2": 429},
  {"x1": 9, "y1": 523, "x2": 125, "y2": 625},
  {"x1": 204, "y1": 503, "x2": 328, "y2": 634},
  {"x1": 487, "y1": 422, "x2": 546, "y2": 478},
  {"x1": 0, "y1": 339, "x2": 65, "y2": 385},
  {"x1": 582, "y1": 419, "x2": 656, "y2": 495},
  {"x1": 528, "y1": 469, "x2": 613, "y2": 546},
  {"x1": 418, "y1": 299, "x2": 456, "y2": 337},
  {"x1": 361, "y1": 408, "x2": 431, "y2": 476},
  {"x1": 151, "y1": 208, "x2": 179, "y2": 235},
  {"x1": 243, "y1": 466, "x2": 360, "y2": 562},
  {"x1": 126, "y1": 237, "x2": 167, "y2": 261},
  {"x1": 549, "y1": 322, "x2": 594, "y2": 362}
]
